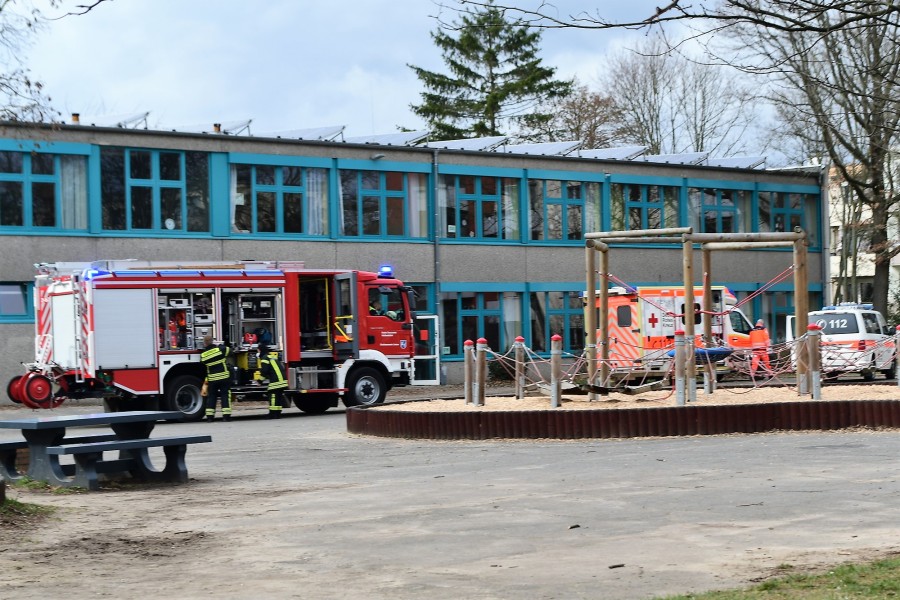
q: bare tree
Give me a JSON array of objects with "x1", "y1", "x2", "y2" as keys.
[
  {"x1": 445, "y1": 1, "x2": 899, "y2": 36},
  {"x1": 603, "y1": 36, "x2": 759, "y2": 155},
  {"x1": 749, "y1": 8, "x2": 900, "y2": 316},
  {"x1": 517, "y1": 80, "x2": 627, "y2": 147}
]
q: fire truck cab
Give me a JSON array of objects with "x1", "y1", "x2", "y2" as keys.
[{"x1": 10, "y1": 260, "x2": 422, "y2": 419}]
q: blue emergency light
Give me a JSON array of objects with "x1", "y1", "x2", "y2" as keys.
[{"x1": 378, "y1": 265, "x2": 394, "y2": 278}]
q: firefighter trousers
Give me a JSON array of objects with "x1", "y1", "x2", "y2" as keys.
[
  {"x1": 268, "y1": 389, "x2": 284, "y2": 413},
  {"x1": 750, "y1": 348, "x2": 771, "y2": 375},
  {"x1": 205, "y1": 379, "x2": 232, "y2": 417}
]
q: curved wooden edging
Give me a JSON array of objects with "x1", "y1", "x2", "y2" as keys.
[{"x1": 346, "y1": 399, "x2": 900, "y2": 440}]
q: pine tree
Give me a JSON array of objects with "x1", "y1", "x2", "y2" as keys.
[{"x1": 409, "y1": 1, "x2": 571, "y2": 141}]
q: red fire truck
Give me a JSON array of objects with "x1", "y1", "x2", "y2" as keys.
[{"x1": 7, "y1": 260, "x2": 421, "y2": 419}]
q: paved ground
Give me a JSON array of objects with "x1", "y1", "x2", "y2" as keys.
[{"x1": 2, "y1": 389, "x2": 900, "y2": 599}]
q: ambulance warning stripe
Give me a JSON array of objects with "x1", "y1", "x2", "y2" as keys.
[{"x1": 607, "y1": 304, "x2": 641, "y2": 368}]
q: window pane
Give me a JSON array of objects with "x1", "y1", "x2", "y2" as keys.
[
  {"x1": 460, "y1": 200, "x2": 475, "y2": 237},
  {"x1": 32, "y1": 182, "x2": 56, "y2": 227},
  {"x1": 256, "y1": 165, "x2": 275, "y2": 186},
  {"x1": 529, "y1": 180, "x2": 543, "y2": 240},
  {"x1": 130, "y1": 151, "x2": 151, "y2": 179},
  {"x1": 484, "y1": 315, "x2": 500, "y2": 350},
  {"x1": 159, "y1": 153, "x2": 181, "y2": 180},
  {"x1": 0, "y1": 181, "x2": 23, "y2": 226},
  {"x1": 31, "y1": 153, "x2": 54, "y2": 175},
  {"x1": 0, "y1": 283, "x2": 27, "y2": 315},
  {"x1": 441, "y1": 293, "x2": 459, "y2": 354},
  {"x1": 161, "y1": 187, "x2": 182, "y2": 230},
  {"x1": 340, "y1": 171, "x2": 359, "y2": 236},
  {"x1": 459, "y1": 176, "x2": 475, "y2": 195},
  {"x1": 648, "y1": 207, "x2": 661, "y2": 229},
  {"x1": 363, "y1": 196, "x2": 380, "y2": 235},
  {"x1": 361, "y1": 171, "x2": 379, "y2": 190},
  {"x1": 131, "y1": 186, "x2": 153, "y2": 229},
  {"x1": 567, "y1": 205, "x2": 582, "y2": 240},
  {"x1": 462, "y1": 315, "x2": 479, "y2": 347},
  {"x1": 385, "y1": 171, "x2": 403, "y2": 191},
  {"x1": 233, "y1": 165, "x2": 252, "y2": 232},
  {"x1": 60, "y1": 155, "x2": 88, "y2": 230},
  {"x1": 484, "y1": 292, "x2": 500, "y2": 310},
  {"x1": 284, "y1": 192, "x2": 303, "y2": 233},
  {"x1": 186, "y1": 152, "x2": 209, "y2": 232},
  {"x1": 482, "y1": 177, "x2": 497, "y2": 196},
  {"x1": 482, "y1": 200, "x2": 498, "y2": 238},
  {"x1": 257, "y1": 191, "x2": 276, "y2": 232},
  {"x1": 0, "y1": 151, "x2": 22, "y2": 173},
  {"x1": 283, "y1": 166, "x2": 302, "y2": 187},
  {"x1": 547, "y1": 204, "x2": 562, "y2": 239},
  {"x1": 386, "y1": 196, "x2": 404, "y2": 236},
  {"x1": 550, "y1": 314, "x2": 564, "y2": 338},
  {"x1": 101, "y1": 147, "x2": 126, "y2": 230},
  {"x1": 628, "y1": 206, "x2": 642, "y2": 230}
]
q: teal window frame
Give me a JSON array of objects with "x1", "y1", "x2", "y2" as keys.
[
  {"x1": 529, "y1": 290, "x2": 585, "y2": 354},
  {"x1": 231, "y1": 164, "x2": 328, "y2": 236},
  {"x1": 440, "y1": 290, "x2": 507, "y2": 357},
  {"x1": 100, "y1": 147, "x2": 210, "y2": 233},
  {"x1": 338, "y1": 168, "x2": 428, "y2": 239},
  {"x1": 446, "y1": 175, "x2": 503, "y2": 240},
  {"x1": 529, "y1": 180, "x2": 586, "y2": 241},
  {"x1": 0, "y1": 151, "x2": 62, "y2": 230},
  {"x1": 692, "y1": 188, "x2": 740, "y2": 233},
  {"x1": 0, "y1": 282, "x2": 32, "y2": 323},
  {"x1": 609, "y1": 181, "x2": 680, "y2": 231}
]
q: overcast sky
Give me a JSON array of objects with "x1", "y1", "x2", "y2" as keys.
[{"x1": 26, "y1": 0, "x2": 661, "y2": 137}]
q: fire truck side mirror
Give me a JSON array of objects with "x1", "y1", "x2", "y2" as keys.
[{"x1": 402, "y1": 323, "x2": 413, "y2": 330}]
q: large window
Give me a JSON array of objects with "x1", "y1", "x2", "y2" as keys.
[
  {"x1": 689, "y1": 188, "x2": 750, "y2": 233},
  {"x1": 439, "y1": 175, "x2": 520, "y2": 240},
  {"x1": 529, "y1": 291, "x2": 584, "y2": 353},
  {"x1": 232, "y1": 165, "x2": 328, "y2": 235},
  {"x1": 339, "y1": 170, "x2": 427, "y2": 238},
  {"x1": 100, "y1": 148, "x2": 209, "y2": 232},
  {"x1": 758, "y1": 191, "x2": 819, "y2": 247},
  {"x1": 0, "y1": 151, "x2": 88, "y2": 231},
  {"x1": 440, "y1": 291, "x2": 522, "y2": 356},
  {"x1": 529, "y1": 180, "x2": 600, "y2": 241},
  {"x1": 0, "y1": 282, "x2": 30, "y2": 322},
  {"x1": 610, "y1": 183, "x2": 679, "y2": 231}
]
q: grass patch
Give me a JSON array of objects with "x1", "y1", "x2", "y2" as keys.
[
  {"x1": 659, "y1": 557, "x2": 900, "y2": 599},
  {"x1": 0, "y1": 497, "x2": 55, "y2": 528},
  {"x1": 11, "y1": 476, "x2": 85, "y2": 494}
]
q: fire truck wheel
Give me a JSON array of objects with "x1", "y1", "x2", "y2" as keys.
[
  {"x1": 6, "y1": 376, "x2": 23, "y2": 404},
  {"x1": 166, "y1": 375, "x2": 205, "y2": 421},
  {"x1": 344, "y1": 367, "x2": 386, "y2": 407},
  {"x1": 882, "y1": 361, "x2": 897, "y2": 379},
  {"x1": 295, "y1": 395, "x2": 336, "y2": 415}
]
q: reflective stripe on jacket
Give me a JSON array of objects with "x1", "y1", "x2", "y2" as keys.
[
  {"x1": 260, "y1": 355, "x2": 288, "y2": 391},
  {"x1": 201, "y1": 345, "x2": 231, "y2": 381}
]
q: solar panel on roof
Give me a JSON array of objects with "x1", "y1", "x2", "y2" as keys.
[
  {"x1": 421, "y1": 135, "x2": 508, "y2": 151},
  {"x1": 706, "y1": 156, "x2": 766, "y2": 169},
  {"x1": 172, "y1": 119, "x2": 252, "y2": 135},
  {"x1": 345, "y1": 131, "x2": 430, "y2": 146},
  {"x1": 578, "y1": 146, "x2": 648, "y2": 160},
  {"x1": 258, "y1": 125, "x2": 345, "y2": 141},
  {"x1": 642, "y1": 151, "x2": 709, "y2": 165},
  {"x1": 500, "y1": 140, "x2": 581, "y2": 156}
]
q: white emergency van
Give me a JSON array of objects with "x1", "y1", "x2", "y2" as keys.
[{"x1": 786, "y1": 303, "x2": 896, "y2": 380}]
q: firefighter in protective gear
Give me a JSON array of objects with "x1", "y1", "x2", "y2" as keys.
[
  {"x1": 201, "y1": 335, "x2": 232, "y2": 421},
  {"x1": 749, "y1": 319, "x2": 772, "y2": 376},
  {"x1": 258, "y1": 344, "x2": 287, "y2": 418}
]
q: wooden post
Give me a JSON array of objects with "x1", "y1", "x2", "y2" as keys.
[
  {"x1": 514, "y1": 336, "x2": 525, "y2": 400},
  {"x1": 674, "y1": 329, "x2": 686, "y2": 406},
  {"x1": 682, "y1": 235, "x2": 697, "y2": 402},
  {"x1": 808, "y1": 324, "x2": 822, "y2": 400},
  {"x1": 794, "y1": 231, "x2": 809, "y2": 394},
  {"x1": 550, "y1": 334, "x2": 562, "y2": 408},
  {"x1": 475, "y1": 338, "x2": 487, "y2": 407},
  {"x1": 463, "y1": 339, "x2": 474, "y2": 405},
  {"x1": 599, "y1": 246, "x2": 610, "y2": 396},
  {"x1": 702, "y1": 248, "x2": 715, "y2": 394},
  {"x1": 585, "y1": 244, "x2": 597, "y2": 401}
]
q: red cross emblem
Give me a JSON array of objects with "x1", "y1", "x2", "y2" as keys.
[{"x1": 648, "y1": 314, "x2": 659, "y2": 327}]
